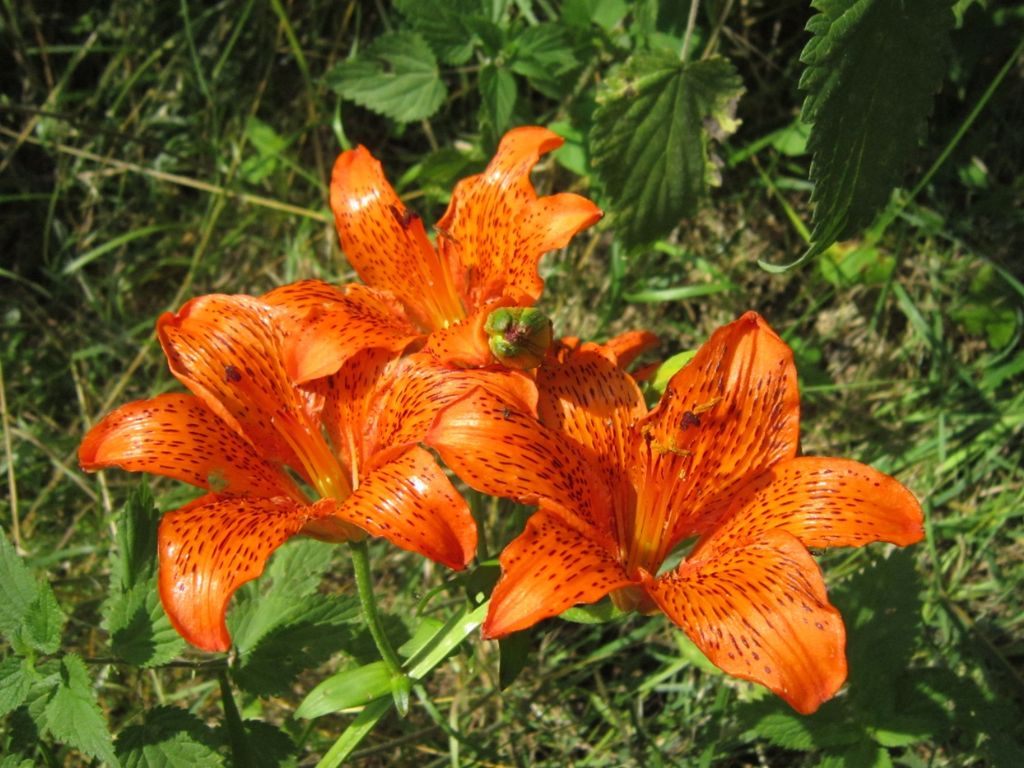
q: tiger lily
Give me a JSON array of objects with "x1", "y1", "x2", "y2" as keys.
[
  {"x1": 428, "y1": 312, "x2": 924, "y2": 714},
  {"x1": 284, "y1": 125, "x2": 602, "y2": 384},
  {"x1": 79, "y1": 289, "x2": 534, "y2": 652}
]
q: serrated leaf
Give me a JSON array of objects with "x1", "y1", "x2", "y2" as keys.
[
  {"x1": 591, "y1": 54, "x2": 743, "y2": 248},
  {"x1": 106, "y1": 582, "x2": 186, "y2": 667},
  {"x1": 113, "y1": 484, "x2": 161, "y2": 590},
  {"x1": 0, "y1": 656, "x2": 32, "y2": 718},
  {"x1": 116, "y1": 706, "x2": 223, "y2": 768},
  {"x1": 745, "y1": 707, "x2": 859, "y2": 751},
  {"x1": 394, "y1": 0, "x2": 483, "y2": 65},
  {"x1": 479, "y1": 64, "x2": 516, "y2": 134},
  {"x1": 799, "y1": 0, "x2": 955, "y2": 253},
  {"x1": 41, "y1": 655, "x2": 119, "y2": 767},
  {"x1": 325, "y1": 32, "x2": 446, "y2": 123},
  {"x1": 20, "y1": 583, "x2": 64, "y2": 654},
  {"x1": 0, "y1": 534, "x2": 39, "y2": 640},
  {"x1": 295, "y1": 660, "x2": 392, "y2": 719},
  {"x1": 220, "y1": 721, "x2": 294, "y2": 768},
  {"x1": 508, "y1": 23, "x2": 580, "y2": 99},
  {"x1": 820, "y1": 740, "x2": 894, "y2": 768},
  {"x1": 232, "y1": 596, "x2": 360, "y2": 696}
]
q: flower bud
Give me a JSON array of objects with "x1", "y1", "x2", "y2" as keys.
[{"x1": 484, "y1": 307, "x2": 553, "y2": 370}]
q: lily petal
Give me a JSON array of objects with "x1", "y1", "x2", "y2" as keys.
[
  {"x1": 261, "y1": 279, "x2": 348, "y2": 336},
  {"x1": 646, "y1": 530, "x2": 846, "y2": 715},
  {"x1": 330, "y1": 146, "x2": 463, "y2": 330},
  {"x1": 79, "y1": 393, "x2": 301, "y2": 500},
  {"x1": 369, "y1": 352, "x2": 537, "y2": 455},
  {"x1": 437, "y1": 126, "x2": 602, "y2": 310},
  {"x1": 427, "y1": 388, "x2": 612, "y2": 538},
  {"x1": 420, "y1": 303, "x2": 502, "y2": 368},
  {"x1": 635, "y1": 312, "x2": 801, "y2": 550},
  {"x1": 284, "y1": 284, "x2": 421, "y2": 383},
  {"x1": 157, "y1": 294, "x2": 318, "y2": 474},
  {"x1": 692, "y1": 457, "x2": 925, "y2": 555},
  {"x1": 159, "y1": 495, "x2": 334, "y2": 651},
  {"x1": 330, "y1": 445, "x2": 476, "y2": 570},
  {"x1": 601, "y1": 330, "x2": 660, "y2": 370},
  {"x1": 484, "y1": 509, "x2": 634, "y2": 638}
]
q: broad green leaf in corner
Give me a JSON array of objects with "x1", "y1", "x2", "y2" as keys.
[
  {"x1": 40, "y1": 655, "x2": 119, "y2": 767},
  {"x1": 798, "y1": 0, "x2": 955, "y2": 257},
  {"x1": 590, "y1": 54, "x2": 743, "y2": 249},
  {"x1": 325, "y1": 31, "x2": 447, "y2": 123}
]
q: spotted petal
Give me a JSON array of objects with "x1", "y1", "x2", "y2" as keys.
[
  {"x1": 645, "y1": 530, "x2": 846, "y2": 714},
  {"x1": 330, "y1": 146, "x2": 464, "y2": 330},
  {"x1": 437, "y1": 126, "x2": 603, "y2": 310},
  {"x1": 283, "y1": 284, "x2": 421, "y2": 383},
  {"x1": 692, "y1": 457, "x2": 925, "y2": 556},
  {"x1": 159, "y1": 495, "x2": 337, "y2": 651},
  {"x1": 634, "y1": 312, "x2": 801, "y2": 556},
  {"x1": 427, "y1": 388, "x2": 612, "y2": 538},
  {"x1": 157, "y1": 294, "x2": 322, "y2": 477},
  {"x1": 79, "y1": 393, "x2": 302, "y2": 500},
  {"x1": 331, "y1": 446, "x2": 476, "y2": 570},
  {"x1": 483, "y1": 510, "x2": 635, "y2": 638}
]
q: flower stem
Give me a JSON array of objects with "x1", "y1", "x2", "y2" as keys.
[{"x1": 349, "y1": 539, "x2": 403, "y2": 674}]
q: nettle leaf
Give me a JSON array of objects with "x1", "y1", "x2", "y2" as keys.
[
  {"x1": 116, "y1": 706, "x2": 223, "y2": 768},
  {"x1": 222, "y1": 721, "x2": 295, "y2": 768},
  {"x1": 394, "y1": 0, "x2": 484, "y2": 65},
  {"x1": 508, "y1": 23, "x2": 580, "y2": 99},
  {"x1": 106, "y1": 582, "x2": 185, "y2": 667},
  {"x1": 0, "y1": 534, "x2": 40, "y2": 641},
  {"x1": 0, "y1": 534, "x2": 65, "y2": 652},
  {"x1": 799, "y1": 0, "x2": 955, "y2": 254},
  {"x1": 742, "y1": 701, "x2": 858, "y2": 751},
  {"x1": 40, "y1": 654, "x2": 119, "y2": 767},
  {"x1": 21, "y1": 584, "x2": 64, "y2": 654},
  {"x1": 479, "y1": 64, "x2": 517, "y2": 134},
  {"x1": 232, "y1": 596, "x2": 360, "y2": 696},
  {"x1": 104, "y1": 487, "x2": 183, "y2": 666},
  {"x1": 0, "y1": 656, "x2": 33, "y2": 718},
  {"x1": 591, "y1": 53, "x2": 743, "y2": 249},
  {"x1": 325, "y1": 31, "x2": 447, "y2": 123},
  {"x1": 113, "y1": 484, "x2": 161, "y2": 590}
]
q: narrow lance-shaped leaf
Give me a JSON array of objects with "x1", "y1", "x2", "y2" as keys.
[
  {"x1": 325, "y1": 31, "x2": 447, "y2": 123},
  {"x1": 791, "y1": 0, "x2": 955, "y2": 267},
  {"x1": 591, "y1": 53, "x2": 743, "y2": 249}
]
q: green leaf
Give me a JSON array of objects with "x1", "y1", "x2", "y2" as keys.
[
  {"x1": 295, "y1": 660, "x2": 392, "y2": 719},
  {"x1": 0, "y1": 534, "x2": 39, "y2": 641},
  {"x1": 106, "y1": 582, "x2": 186, "y2": 667},
  {"x1": 240, "y1": 117, "x2": 289, "y2": 185},
  {"x1": 394, "y1": 0, "x2": 483, "y2": 65},
  {"x1": 40, "y1": 655, "x2": 119, "y2": 767},
  {"x1": 479, "y1": 64, "x2": 517, "y2": 134},
  {"x1": 498, "y1": 630, "x2": 531, "y2": 690},
  {"x1": 744, "y1": 705, "x2": 859, "y2": 751},
  {"x1": 0, "y1": 534, "x2": 65, "y2": 652},
  {"x1": 20, "y1": 583, "x2": 64, "y2": 654},
  {"x1": 799, "y1": 0, "x2": 955, "y2": 254},
  {"x1": 221, "y1": 721, "x2": 294, "y2": 768},
  {"x1": 820, "y1": 740, "x2": 894, "y2": 768},
  {"x1": 508, "y1": 23, "x2": 579, "y2": 99},
  {"x1": 649, "y1": 350, "x2": 697, "y2": 395},
  {"x1": 559, "y1": 599, "x2": 628, "y2": 624},
  {"x1": 113, "y1": 484, "x2": 161, "y2": 590},
  {"x1": 232, "y1": 596, "x2": 360, "y2": 696},
  {"x1": 591, "y1": 54, "x2": 743, "y2": 248},
  {"x1": 325, "y1": 32, "x2": 447, "y2": 123},
  {"x1": 116, "y1": 706, "x2": 223, "y2": 768},
  {"x1": 0, "y1": 656, "x2": 32, "y2": 718}
]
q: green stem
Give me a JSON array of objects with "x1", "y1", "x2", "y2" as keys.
[
  {"x1": 349, "y1": 539, "x2": 403, "y2": 674},
  {"x1": 218, "y1": 670, "x2": 251, "y2": 766}
]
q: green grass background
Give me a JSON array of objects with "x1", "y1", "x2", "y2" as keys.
[{"x1": 1, "y1": 1, "x2": 1022, "y2": 765}]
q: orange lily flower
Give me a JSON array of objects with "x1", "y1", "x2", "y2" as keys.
[
  {"x1": 285, "y1": 125, "x2": 602, "y2": 383},
  {"x1": 79, "y1": 289, "x2": 535, "y2": 652},
  {"x1": 428, "y1": 312, "x2": 924, "y2": 714}
]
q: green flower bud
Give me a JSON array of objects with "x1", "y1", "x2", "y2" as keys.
[{"x1": 484, "y1": 307, "x2": 553, "y2": 370}]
